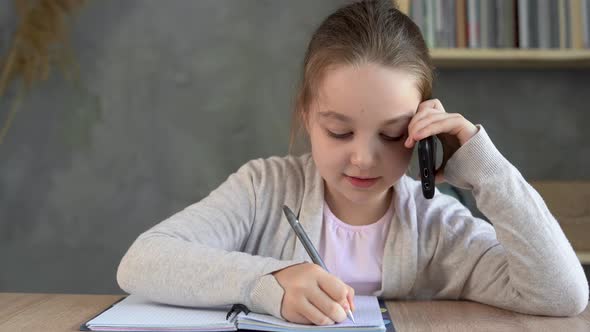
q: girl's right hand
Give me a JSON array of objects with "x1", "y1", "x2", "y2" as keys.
[{"x1": 272, "y1": 262, "x2": 355, "y2": 325}]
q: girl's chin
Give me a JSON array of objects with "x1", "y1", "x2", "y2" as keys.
[
  {"x1": 339, "y1": 188, "x2": 385, "y2": 204},
  {"x1": 325, "y1": 179, "x2": 391, "y2": 204}
]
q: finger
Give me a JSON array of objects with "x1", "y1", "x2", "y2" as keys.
[
  {"x1": 308, "y1": 288, "x2": 347, "y2": 323},
  {"x1": 405, "y1": 113, "x2": 449, "y2": 149},
  {"x1": 405, "y1": 134, "x2": 420, "y2": 149},
  {"x1": 288, "y1": 311, "x2": 313, "y2": 325},
  {"x1": 412, "y1": 114, "x2": 465, "y2": 142},
  {"x1": 408, "y1": 107, "x2": 443, "y2": 133},
  {"x1": 300, "y1": 298, "x2": 335, "y2": 326},
  {"x1": 317, "y1": 274, "x2": 349, "y2": 308},
  {"x1": 408, "y1": 112, "x2": 450, "y2": 141},
  {"x1": 346, "y1": 286, "x2": 355, "y2": 312},
  {"x1": 418, "y1": 98, "x2": 446, "y2": 113}
]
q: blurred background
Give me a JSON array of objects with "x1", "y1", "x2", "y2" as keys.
[{"x1": 0, "y1": 0, "x2": 588, "y2": 295}]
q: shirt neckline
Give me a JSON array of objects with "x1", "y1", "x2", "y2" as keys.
[{"x1": 323, "y1": 195, "x2": 395, "y2": 232}]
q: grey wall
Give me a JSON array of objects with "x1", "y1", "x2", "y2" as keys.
[{"x1": 0, "y1": 0, "x2": 588, "y2": 294}]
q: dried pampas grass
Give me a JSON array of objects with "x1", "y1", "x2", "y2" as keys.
[{"x1": 0, "y1": 0, "x2": 84, "y2": 144}]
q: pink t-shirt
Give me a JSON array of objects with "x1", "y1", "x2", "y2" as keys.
[{"x1": 319, "y1": 199, "x2": 393, "y2": 295}]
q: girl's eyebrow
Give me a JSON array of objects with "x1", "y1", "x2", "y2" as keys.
[{"x1": 319, "y1": 110, "x2": 414, "y2": 126}]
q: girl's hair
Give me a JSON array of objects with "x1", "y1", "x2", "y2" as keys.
[{"x1": 290, "y1": 0, "x2": 434, "y2": 152}]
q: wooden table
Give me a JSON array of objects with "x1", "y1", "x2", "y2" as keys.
[{"x1": 1, "y1": 293, "x2": 589, "y2": 331}]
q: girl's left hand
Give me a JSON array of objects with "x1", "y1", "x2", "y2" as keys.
[{"x1": 404, "y1": 98, "x2": 478, "y2": 183}]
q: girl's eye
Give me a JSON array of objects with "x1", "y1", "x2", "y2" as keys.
[
  {"x1": 326, "y1": 130, "x2": 353, "y2": 139},
  {"x1": 380, "y1": 133, "x2": 405, "y2": 142}
]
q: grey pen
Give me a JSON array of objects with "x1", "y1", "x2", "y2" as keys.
[{"x1": 282, "y1": 205, "x2": 356, "y2": 324}]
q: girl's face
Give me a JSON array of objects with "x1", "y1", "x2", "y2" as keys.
[{"x1": 306, "y1": 63, "x2": 421, "y2": 206}]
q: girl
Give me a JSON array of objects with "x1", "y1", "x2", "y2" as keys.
[{"x1": 117, "y1": 0, "x2": 588, "y2": 325}]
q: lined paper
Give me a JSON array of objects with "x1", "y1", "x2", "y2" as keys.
[
  {"x1": 85, "y1": 294, "x2": 385, "y2": 332},
  {"x1": 86, "y1": 295, "x2": 235, "y2": 331},
  {"x1": 238, "y1": 296, "x2": 385, "y2": 331}
]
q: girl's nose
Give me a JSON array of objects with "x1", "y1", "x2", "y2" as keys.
[{"x1": 350, "y1": 143, "x2": 377, "y2": 170}]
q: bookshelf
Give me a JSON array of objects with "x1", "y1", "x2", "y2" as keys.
[
  {"x1": 397, "y1": 0, "x2": 590, "y2": 69},
  {"x1": 430, "y1": 48, "x2": 590, "y2": 68}
]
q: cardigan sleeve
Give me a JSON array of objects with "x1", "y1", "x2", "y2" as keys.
[
  {"x1": 116, "y1": 159, "x2": 303, "y2": 319},
  {"x1": 413, "y1": 126, "x2": 588, "y2": 316}
]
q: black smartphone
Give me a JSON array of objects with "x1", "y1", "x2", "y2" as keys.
[{"x1": 417, "y1": 136, "x2": 436, "y2": 199}]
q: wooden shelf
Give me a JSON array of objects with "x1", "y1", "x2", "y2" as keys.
[
  {"x1": 431, "y1": 48, "x2": 590, "y2": 68},
  {"x1": 578, "y1": 251, "x2": 590, "y2": 264}
]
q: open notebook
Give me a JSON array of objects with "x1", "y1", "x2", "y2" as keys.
[{"x1": 81, "y1": 294, "x2": 387, "y2": 332}]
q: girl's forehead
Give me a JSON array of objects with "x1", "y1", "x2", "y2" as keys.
[{"x1": 315, "y1": 63, "x2": 421, "y2": 119}]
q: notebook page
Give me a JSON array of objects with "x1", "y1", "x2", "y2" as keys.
[
  {"x1": 86, "y1": 295, "x2": 235, "y2": 331},
  {"x1": 238, "y1": 295, "x2": 385, "y2": 330}
]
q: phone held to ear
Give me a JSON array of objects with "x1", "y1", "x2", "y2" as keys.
[{"x1": 418, "y1": 136, "x2": 436, "y2": 199}]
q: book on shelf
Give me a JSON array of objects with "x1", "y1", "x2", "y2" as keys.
[{"x1": 402, "y1": 0, "x2": 590, "y2": 49}]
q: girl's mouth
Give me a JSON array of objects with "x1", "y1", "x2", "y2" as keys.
[{"x1": 345, "y1": 175, "x2": 380, "y2": 188}]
